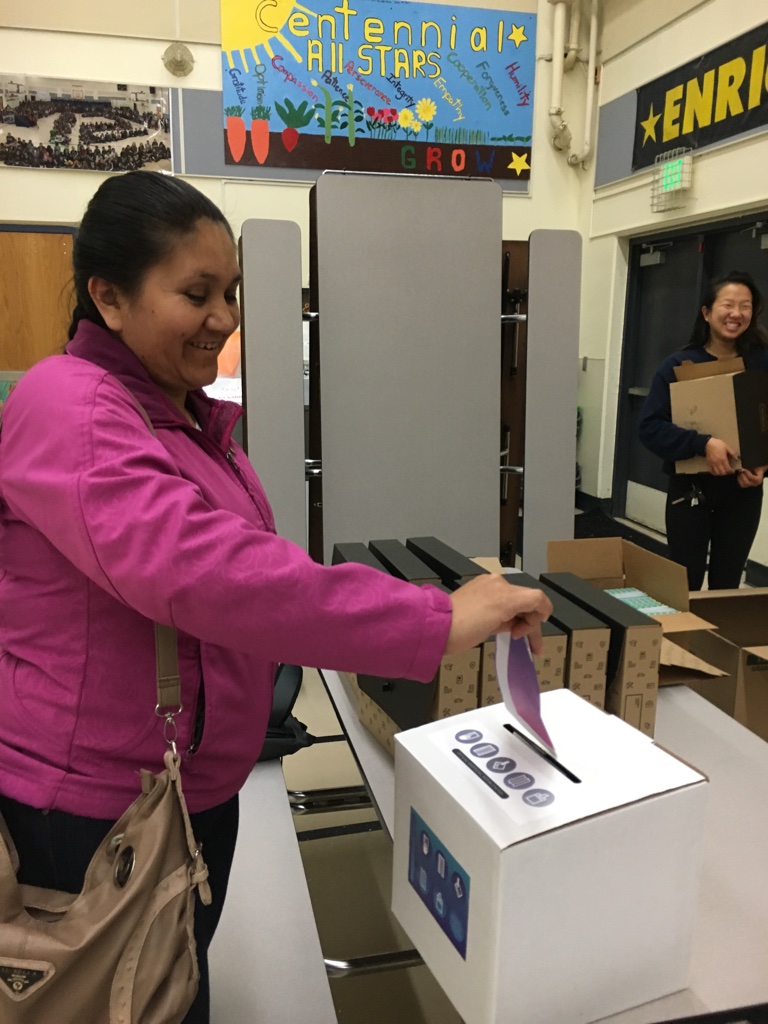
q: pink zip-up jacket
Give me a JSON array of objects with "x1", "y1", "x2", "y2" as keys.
[{"x1": 0, "y1": 321, "x2": 452, "y2": 818}]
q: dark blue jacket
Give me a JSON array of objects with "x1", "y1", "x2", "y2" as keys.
[{"x1": 639, "y1": 346, "x2": 768, "y2": 474}]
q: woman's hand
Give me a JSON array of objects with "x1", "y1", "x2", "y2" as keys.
[
  {"x1": 446, "y1": 576, "x2": 552, "y2": 656},
  {"x1": 737, "y1": 466, "x2": 767, "y2": 487},
  {"x1": 705, "y1": 437, "x2": 738, "y2": 475}
]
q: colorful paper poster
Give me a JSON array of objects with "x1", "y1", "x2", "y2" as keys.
[
  {"x1": 220, "y1": 0, "x2": 536, "y2": 180},
  {"x1": 495, "y1": 633, "x2": 556, "y2": 756}
]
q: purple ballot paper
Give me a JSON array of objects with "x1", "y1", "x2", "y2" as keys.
[{"x1": 495, "y1": 634, "x2": 556, "y2": 757}]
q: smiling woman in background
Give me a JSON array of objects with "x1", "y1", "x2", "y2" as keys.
[{"x1": 639, "y1": 270, "x2": 768, "y2": 591}]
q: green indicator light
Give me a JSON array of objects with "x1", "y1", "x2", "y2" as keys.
[{"x1": 662, "y1": 159, "x2": 684, "y2": 191}]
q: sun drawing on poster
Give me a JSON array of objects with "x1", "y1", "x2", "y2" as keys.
[{"x1": 222, "y1": 0, "x2": 317, "y2": 70}]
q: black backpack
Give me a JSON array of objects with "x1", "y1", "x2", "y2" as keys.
[{"x1": 258, "y1": 664, "x2": 316, "y2": 762}]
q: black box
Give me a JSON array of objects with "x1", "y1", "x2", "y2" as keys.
[
  {"x1": 331, "y1": 542, "x2": 389, "y2": 573},
  {"x1": 405, "y1": 536, "x2": 489, "y2": 588},
  {"x1": 368, "y1": 539, "x2": 440, "y2": 585}
]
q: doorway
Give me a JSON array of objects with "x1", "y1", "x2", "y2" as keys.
[{"x1": 613, "y1": 212, "x2": 768, "y2": 535}]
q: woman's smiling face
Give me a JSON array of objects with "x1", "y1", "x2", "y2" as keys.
[
  {"x1": 702, "y1": 282, "x2": 754, "y2": 348},
  {"x1": 101, "y1": 218, "x2": 241, "y2": 410}
]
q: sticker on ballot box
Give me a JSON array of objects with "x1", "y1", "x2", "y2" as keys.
[{"x1": 408, "y1": 808, "x2": 470, "y2": 959}]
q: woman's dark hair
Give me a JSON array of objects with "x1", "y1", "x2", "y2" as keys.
[
  {"x1": 686, "y1": 269, "x2": 768, "y2": 354},
  {"x1": 68, "y1": 171, "x2": 234, "y2": 339}
]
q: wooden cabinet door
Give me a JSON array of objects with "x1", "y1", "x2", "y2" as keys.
[{"x1": 0, "y1": 230, "x2": 74, "y2": 370}]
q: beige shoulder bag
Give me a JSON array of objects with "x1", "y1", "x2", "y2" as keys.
[{"x1": 0, "y1": 622, "x2": 211, "y2": 1024}]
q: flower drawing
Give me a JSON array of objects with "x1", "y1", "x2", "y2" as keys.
[{"x1": 415, "y1": 97, "x2": 437, "y2": 141}]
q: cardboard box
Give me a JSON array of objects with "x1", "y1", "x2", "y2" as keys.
[
  {"x1": 368, "y1": 539, "x2": 441, "y2": 585},
  {"x1": 405, "y1": 536, "x2": 490, "y2": 587},
  {"x1": 505, "y1": 572, "x2": 609, "y2": 708},
  {"x1": 331, "y1": 541, "x2": 391, "y2": 573},
  {"x1": 682, "y1": 588, "x2": 768, "y2": 741},
  {"x1": 673, "y1": 356, "x2": 744, "y2": 382},
  {"x1": 671, "y1": 368, "x2": 768, "y2": 473},
  {"x1": 656, "y1": 637, "x2": 733, "y2": 716},
  {"x1": 479, "y1": 622, "x2": 566, "y2": 708},
  {"x1": 357, "y1": 648, "x2": 482, "y2": 755},
  {"x1": 392, "y1": 690, "x2": 708, "y2": 1024},
  {"x1": 541, "y1": 570, "x2": 662, "y2": 735},
  {"x1": 356, "y1": 684, "x2": 399, "y2": 757},
  {"x1": 331, "y1": 542, "x2": 393, "y2": 694},
  {"x1": 545, "y1": 538, "x2": 721, "y2": 733}
]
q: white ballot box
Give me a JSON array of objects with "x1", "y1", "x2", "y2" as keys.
[{"x1": 391, "y1": 689, "x2": 708, "y2": 1024}]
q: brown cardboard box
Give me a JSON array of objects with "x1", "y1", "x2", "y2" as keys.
[
  {"x1": 683, "y1": 588, "x2": 768, "y2": 742},
  {"x1": 670, "y1": 367, "x2": 768, "y2": 474},
  {"x1": 657, "y1": 636, "x2": 735, "y2": 717},
  {"x1": 544, "y1": 538, "x2": 723, "y2": 734},
  {"x1": 356, "y1": 647, "x2": 481, "y2": 756},
  {"x1": 479, "y1": 623, "x2": 566, "y2": 708},
  {"x1": 540, "y1": 570, "x2": 661, "y2": 736},
  {"x1": 502, "y1": 571, "x2": 609, "y2": 708},
  {"x1": 673, "y1": 356, "x2": 744, "y2": 382},
  {"x1": 356, "y1": 684, "x2": 399, "y2": 756},
  {"x1": 546, "y1": 537, "x2": 716, "y2": 641}
]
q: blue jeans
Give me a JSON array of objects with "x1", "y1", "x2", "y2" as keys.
[{"x1": 0, "y1": 788, "x2": 239, "y2": 1024}]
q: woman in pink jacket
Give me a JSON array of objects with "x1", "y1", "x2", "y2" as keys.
[{"x1": 0, "y1": 171, "x2": 550, "y2": 1023}]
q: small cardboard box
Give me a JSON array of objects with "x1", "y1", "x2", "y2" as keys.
[
  {"x1": 405, "y1": 536, "x2": 490, "y2": 587},
  {"x1": 331, "y1": 541, "x2": 391, "y2": 573},
  {"x1": 670, "y1": 368, "x2": 768, "y2": 473},
  {"x1": 540, "y1": 570, "x2": 662, "y2": 735},
  {"x1": 357, "y1": 647, "x2": 481, "y2": 732},
  {"x1": 331, "y1": 542, "x2": 393, "y2": 693},
  {"x1": 684, "y1": 588, "x2": 768, "y2": 741},
  {"x1": 392, "y1": 690, "x2": 708, "y2": 1024},
  {"x1": 656, "y1": 636, "x2": 733, "y2": 716},
  {"x1": 479, "y1": 621, "x2": 566, "y2": 707},
  {"x1": 506, "y1": 572, "x2": 609, "y2": 708},
  {"x1": 357, "y1": 648, "x2": 482, "y2": 755},
  {"x1": 545, "y1": 538, "x2": 720, "y2": 733},
  {"x1": 368, "y1": 539, "x2": 441, "y2": 585}
]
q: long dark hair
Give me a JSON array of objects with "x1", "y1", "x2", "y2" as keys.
[
  {"x1": 69, "y1": 172, "x2": 233, "y2": 340},
  {"x1": 686, "y1": 269, "x2": 768, "y2": 355}
]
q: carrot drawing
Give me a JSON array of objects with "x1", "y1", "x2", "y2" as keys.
[
  {"x1": 250, "y1": 105, "x2": 271, "y2": 164},
  {"x1": 225, "y1": 106, "x2": 246, "y2": 162}
]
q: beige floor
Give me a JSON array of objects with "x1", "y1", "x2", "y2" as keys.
[{"x1": 281, "y1": 669, "x2": 464, "y2": 1024}]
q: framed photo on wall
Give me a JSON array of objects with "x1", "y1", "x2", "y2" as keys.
[{"x1": 0, "y1": 74, "x2": 171, "y2": 173}]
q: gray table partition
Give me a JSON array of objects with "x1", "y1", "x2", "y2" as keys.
[
  {"x1": 240, "y1": 219, "x2": 307, "y2": 550},
  {"x1": 522, "y1": 229, "x2": 581, "y2": 576},
  {"x1": 311, "y1": 171, "x2": 502, "y2": 564}
]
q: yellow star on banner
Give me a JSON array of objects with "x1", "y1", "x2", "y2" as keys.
[
  {"x1": 640, "y1": 103, "x2": 661, "y2": 144},
  {"x1": 507, "y1": 150, "x2": 530, "y2": 175},
  {"x1": 509, "y1": 24, "x2": 527, "y2": 47}
]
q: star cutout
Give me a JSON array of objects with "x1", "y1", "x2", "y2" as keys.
[
  {"x1": 507, "y1": 150, "x2": 530, "y2": 175},
  {"x1": 640, "y1": 103, "x2": 661, "y2": 144},
  {"x1": 509, "y1": 24, "x2": 527, "y2": 47}
]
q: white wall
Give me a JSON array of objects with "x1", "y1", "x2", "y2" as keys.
[{"x1": 579, "y1": 0, "x2": 768, "y2": 565}]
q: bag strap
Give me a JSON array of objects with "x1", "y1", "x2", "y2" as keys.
[
  {"x1": 155, "y1": 623, "x2": 181, "y2": 713},
  {"x1": 112, "y1": 381, "x2": 182, "y2": 716}
]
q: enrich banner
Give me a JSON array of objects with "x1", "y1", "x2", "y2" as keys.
[
  {"x1": 632, "y1": 21, "x2": 768, "y2": 171},
  {"x1": 220, "y1": 0, "x2": 536, "y2": 180}
]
